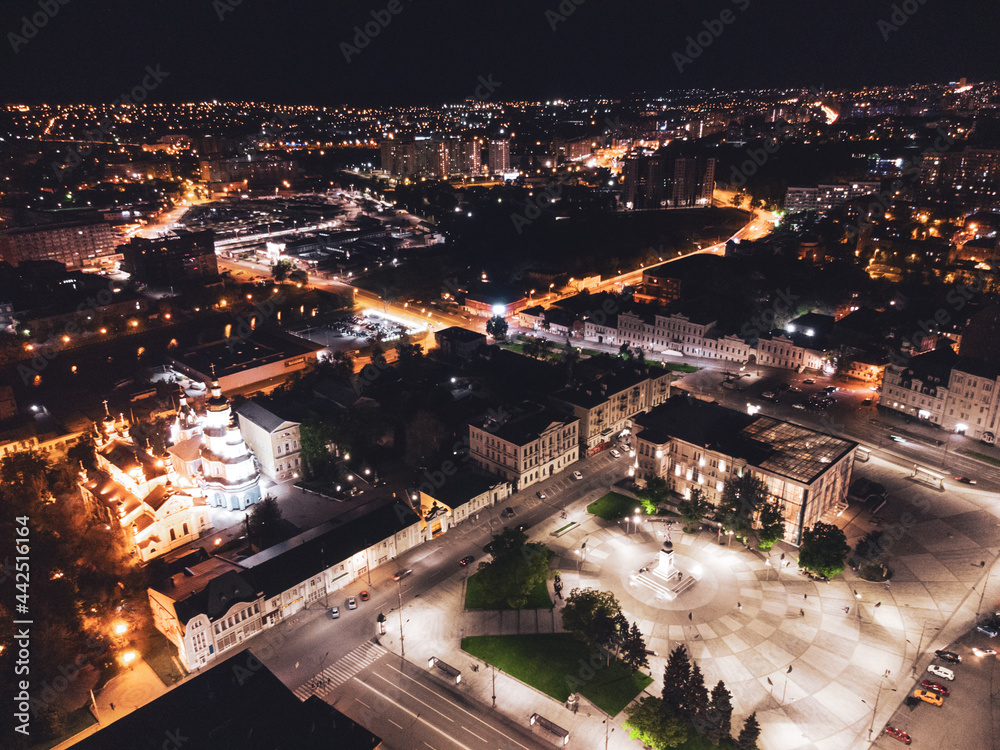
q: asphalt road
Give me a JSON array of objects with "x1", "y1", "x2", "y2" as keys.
[{"x1": 244, "y1": 451, "x2": 626, "y2": 748}]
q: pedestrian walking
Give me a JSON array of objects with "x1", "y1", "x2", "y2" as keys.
[
  {"x1": 804, "y1": 593, "x2": 807, "y2": 600},
  {"x1": 800, "y1": 609, "x2": 805, "y2": 617},
  {"x1": 688, "y1": 612, "x2": 693, "y2": 620},
  {"x1": 737, "y1": 602, "x2": 742, "y2": 611},
  {"x1": 110, "y1": 702, "x2": 115, "y2": 711}
]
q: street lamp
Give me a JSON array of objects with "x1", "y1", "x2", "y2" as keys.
[
  {"x1": 911, "y1": 623, "x2": 940, "y2": 675},
  {"x1": 396, "y1": 578, "x2": 406, "y2": 657},
  {"x1": 863, "y1": 670, "x2": 894, "y2": 741}
]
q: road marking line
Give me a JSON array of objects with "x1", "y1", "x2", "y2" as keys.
[
  {"x1": 389, "y1": 719, "x2": 402, "y2": 729},
  {"x1": 353, "y1": 679, "x2": 472, "y2": 750},
  {"x1": 356, "y1": 698, "x2": 371, "y2": 708},
  {"x1": 370, "y1": 672, "x2": 455, "y2": 722},
  {"x1": 382, "y1": 663, "x2": 533, "y2": 750},
  {"x1": 462, "y1": 726, "x2": 486, "y2": 742}
]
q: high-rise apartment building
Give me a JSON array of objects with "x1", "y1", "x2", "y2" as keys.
[
  {"x1": 488, "y1": 138, "x2": 511, "y2": 175},
  {"x1": 0, "y1": 218, "x2": 123, "y2": 270}
]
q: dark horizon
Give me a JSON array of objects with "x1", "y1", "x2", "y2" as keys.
[{"x1": 3, "y1": 0, "x2": 998, "y2": 106}]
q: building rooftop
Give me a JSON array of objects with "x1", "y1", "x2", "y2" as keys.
[
  {"x1": 435, "y1": 325, "x2": 487, "y2": 343},
  {"x1": 634, "y1": 396, "x2": 856, "y2": 485},
  {"x1": 473, "y1": 406, "x2": 577, "y2": 446},
  {"x1": 171, "y1": 328, "x2": 324, "y2": 382},
  {"x1": 236, "y1": 400, "x2": 299, "y2": 433},
  {"x1": 425, "y1": 470, "x2": 505, "y2": 507},
  {"x1": 71, "y1": 648, "x2": 381, "y2": 750}
]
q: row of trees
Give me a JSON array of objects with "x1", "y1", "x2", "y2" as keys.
[
  {"x1": 561, "y1": 589, "x2": 649, "y2": 673},
  {"x1": 668, "y1": 474, "x2": 786, "y2": 551},
  {"x1": 624, "y1": 646, "x2": 762, "y2": 749}
]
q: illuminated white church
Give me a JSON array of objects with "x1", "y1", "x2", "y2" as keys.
[{"x1": 199, "y1": 379, "x2": 262, "y2": 510}]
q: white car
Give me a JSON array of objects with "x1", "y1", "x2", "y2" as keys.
[
  {"x1": 346, "y1": 597, "x2": 357, "y2": 610},
  {"x1": 610, "y1": 449, "x2": 621, "y2": 458},
  {"x1": 926, "y1": 664, "x2": 954, "y2": 681},
  {"x1": 573, "y1": 471, "x2": 583, "y2": 480}
]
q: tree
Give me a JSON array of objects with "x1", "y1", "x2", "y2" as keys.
[
  {"x1": 798, "y1": 521, "x2": 851, "y2": 579},
  {"x1": 683, "y1": 663, "x2": 709, "y2": 725},
  {"x1": 396, "y1": 341, "x2": 424, "y2": 374},
  {"x1": 536, "y1": 338, "x2": 554, "y2": 360},
  {"x1": 677, "y1": 487, "x2": 713, "y2": 532},
  {"x1": 561, "y1": 588, "x2": 623, "y2": 649},
  {"x1": 731, "y1": 192, "x2": 744, "y2": 209},
  {"x1": 619, "y1": 342, "x2": 631, "y2": 358},
  {"x1": 299, "y1": 421, "x2": 336, "y2": 478},
  {"x1": 706, "y1": 680, "x2": 734, "y2": 744},
  {"x1": 621, "y1": 621, "x2": 650, "y2": 674},
  {"x1": 623, "y1": 697, "x2": 688, "y2": 750},
  {"x1": 331, "y1": 349, "x2": 355, "y2": 380},
  {"x1": 736, "y1": 712, "x2": 762, "y2": 750},
  {"x1": 247, "y1": 495, "x2": 284, "y2": 550},
  {"x1": 271, "y1": 259, "x2": 291, "y2": 281},
  {"x1": 477, "y1": 536, "x2": 552, "y2": 610},
  {"x1": 661, "y1": 645, "x2": 691, "y2": 716},
  {"x1": 638, "y1": 476, "x2": 670, "y2": 512},
  {"x1": 483, "y1": 526, "x2": 528, "y2": 558},
  {"x1": 67, "y1": 431, "x2": 98, "y2": 471},
  {"x1": 756, "y1": 501, "x2": 786, "y2": 551},
  {"x1": 486, "y1": 315, "x2": 508, "y2": 341},
  {"x1": 369, "y1": 341, "x2": 387, "y2": 369},
  {"x1": 719, "y1": 473, "x2": 768, "y2": 543}
]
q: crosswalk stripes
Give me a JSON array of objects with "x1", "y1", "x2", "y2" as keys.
[{"x1": 292, "y1": 641, "x2": 388, "y2": 700}]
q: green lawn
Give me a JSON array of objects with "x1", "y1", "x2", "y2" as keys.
[
  {"x1": 664, "y1": 363, "x2": 699, "y2": 373},
  {"x1": 465, "y1": 572, "x2": 553, "y2": 610},
  {"x1": 588, "y1": 492, "x2": 642, "y2": 521},
  {"x1": 463, "y1": 634, "x2": 652, "y2": 716},
  {"x1": 959, "y1": 449, "x2": 1000, "y2": 467}
]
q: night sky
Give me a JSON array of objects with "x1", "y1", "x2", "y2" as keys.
[{"x1": 3, "y1": 0, "x2": 998, "y2": 105}]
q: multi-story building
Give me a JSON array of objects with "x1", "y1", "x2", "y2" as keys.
[
  {"x1": 671, "y1": 157, "x2": 715, "y2": 207},
  {"x1": 200, "y1": 379, "x2": 262, "y2": 510},
  {"x1": 488, "y1": 138, "x2": 510, "y2": 175},
  {"x1": 0, "y1": 218, "x2": 123, "y2": 270},
  {"x1": 148, "y1": 500, "x2": 421, "y2": 670},
  {"x1": 434, "y1": 326, "x2": 487, "y2": 359},
  {"x1": 79, "y1": 410, "x2": 211, "y2": 562},
  {"x1": 784, "y1": 182, "x2": 881, "y2": 213},
  {"x1": 921, "y1": 148, "x2": 1000, "y2": 206},
  {"x1": 633, "y1": 397, "x2": 857, "y2": 544},
  {"x1": 468, "y1": 406, "x2": 579, "y2": 490},
  {"x1": 235, "y1": 401, "x2": 302, "y2": 483},
  {"x1": 122, "y1": 230, "x2": 218, "y2": 287},
  {"x1": 622, "y1": 154, "x2": 667, "y2": 209},
  {"x1": 941, "y1": 359, "x2": 1000, "y2": 441},
  {"x1": 880, "y1": 347, "x2": 958, "y2": 428},
  {"x1": 549, "y1": 363, "x2": 673, "y2": 452},
  {"x1": 754, "y1": 334, "x2": 827, "y2": 371},
  {"x1": 199, "y1": 154, "x2": 297, "y2": 187}
]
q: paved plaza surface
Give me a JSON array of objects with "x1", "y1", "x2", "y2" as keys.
[{"x1": 373, "y1": 453, "x2": 1000, "y2": 750}]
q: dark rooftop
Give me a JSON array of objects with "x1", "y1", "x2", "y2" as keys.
[{"x1": 70, "y1": 648, "x2": 381, "y2": 750}]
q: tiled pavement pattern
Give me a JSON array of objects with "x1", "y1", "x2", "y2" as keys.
[{"x1": 379, "y1": 457, "x2": 1000, "y2": 750}]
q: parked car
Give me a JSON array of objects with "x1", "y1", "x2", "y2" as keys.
[
  {"x1": 346, "y1": 597, "x2": 357, "y2": 610},
  {"x1": 802, "y1": 378, "x2": 815, "y2": 384},
  {"x1": 573, "y1": 471, "x2": 583, "y2": 480},
  {"x1": 793, "y1": 403, "x2": 806, "y2": 410},
  {"x1": 861, "y1": 398, "x2": 873, "y2": 406},
  {"x1": 515, "y1": 524, "x2": 529, "y2": 532},
  {"x1": 536, "y1": 490, "x2": 547, "y2": 499},
  {"x1": 392, "y1": 569, "x2": 413, "y2": 581},
  {"x1": 459, "y1": 555, "x2": 475, "y2": 566},
  {"x1": 913, "y1": 689, "x2": 943, "y2": 706},
  {"x1": 935, "y1": 649, "x2": 961, "y2": 663},
  {"x1": 920, "y1": 680, "x2": 949, "y2": 696},
  {"x1": 501, "y1": 507, "x2": 515, "y2": 518},
  {"x1": 884, "y1": 726, "x2": 911, "y2": 744},
  {"x1": 610, "y1": 449, "x2": 621, "y2": 458},
  {"x1": 927, "y1": 664, "x2": 954, "y2": 680},
  {"x1": 327, "y1": 606, "x2": 340, "y2": 619},
  {"x1": 359, "y1": 590, "x2": 370, "y2": 602}
]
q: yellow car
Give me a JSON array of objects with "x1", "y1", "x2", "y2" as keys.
[{"x1": 914, "y1": 689, "x2": 943, "y2": 706}]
